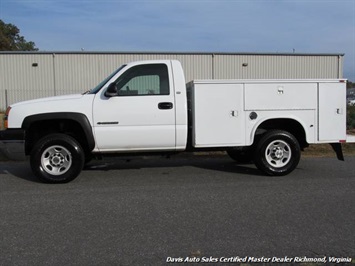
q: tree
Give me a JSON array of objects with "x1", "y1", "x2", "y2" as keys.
[{"x1": 0, "y1": 20, "x2": 38, "y2": 51}]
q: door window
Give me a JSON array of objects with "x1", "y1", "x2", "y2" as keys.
[{"x1": 115, "y1": 64, "x2": 170, "y2": 96}]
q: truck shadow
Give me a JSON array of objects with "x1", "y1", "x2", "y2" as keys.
[
  {"x1": 83, "y1": 155, "x2": 264, "y2": 176},
  {"x1": 0, "y1": 155, "x2": 264, "y2": 183},
  {"x1": 0, "y1": 161, "x2": 41, "y2": 183}
]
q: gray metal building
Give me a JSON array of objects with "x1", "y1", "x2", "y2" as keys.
[{"x1": 0, "y1": 51, "x2": 344, "y2": 110}]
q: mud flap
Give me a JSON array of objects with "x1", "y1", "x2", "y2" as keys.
[{"x1": 330, "y1": 143, "x2": 344, "y2": 161}]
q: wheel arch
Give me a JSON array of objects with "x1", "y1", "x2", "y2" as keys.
[
  {"x1": 22, "y1": 112, "x2": 95, "y2": 155},
  {"x1": 251, "y1": 117, "x2": 308, "y2": 149}
]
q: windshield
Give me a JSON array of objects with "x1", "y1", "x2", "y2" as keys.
[{"x1": 88, "y1": 64, "x2": 127, "y2": 94}]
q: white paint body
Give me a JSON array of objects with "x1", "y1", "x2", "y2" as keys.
[
  {"x1": 7, "y1": 60, "x2": 352, "y2": 155},
  {"x1": 188, "y1": 79, "x2": 349, "y2": 148}
]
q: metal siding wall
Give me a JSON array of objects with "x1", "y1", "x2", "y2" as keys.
[
  {"x1": 338, "y1": 55, "x2": 343, "y2": 78},
  {"x1": 54, "y1": 54, "x2": 107, "y2": 95},
  {"x1": 213, "y1": 54, "x2": 340, "y2": 79},
  {"x1": 168, "y1": 54, "x2": 213, "y2": 81},
  {"x1": 0, "y1": 52, "x2": 342, "y2": 110},
  {"x1": 0, "y1": 54, "x2": 54, "y2": 109}
]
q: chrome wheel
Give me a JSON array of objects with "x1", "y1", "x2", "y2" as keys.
[
  {"x1": 41, "y1": 145, "x2": 72, "y2": 175},
  {"x1": 254, "y1": 130, "x2": 300, "y2": 176},
  {"x1": 265, "y1": 140, "x2": 291, "y2": 168}
]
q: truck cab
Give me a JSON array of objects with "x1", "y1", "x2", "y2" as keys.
[{"x1": 91, "y1": 60, "x2": 188, "y2": 152}]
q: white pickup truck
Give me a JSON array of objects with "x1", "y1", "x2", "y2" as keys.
[{"x1": 0, "y1": 60, "x2": 353, "y2": 183}]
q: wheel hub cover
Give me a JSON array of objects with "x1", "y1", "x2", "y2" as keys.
[
  {"x1": 50, "y1": 153, "x2": 65, "y2": 166},
  {"x1": 274, "y1": 148, "x2": 284, "y2": 159},
  {"x1": 41, "y1": 145, "x2": 72, "y2": 175},
  {"x1": 265, "y1": 140, "x2": 291, "y2": 168}
]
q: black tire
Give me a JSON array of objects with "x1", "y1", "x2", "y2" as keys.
[
  {"x1": 30, "y1": 133, "x2": 85, "y2": 183},
  {"x1": 227, "y1": 147, "x2": 254, "y2": 164},
  {"x1": 254, "y1": 130, "x2": 300, "y2": 176}
]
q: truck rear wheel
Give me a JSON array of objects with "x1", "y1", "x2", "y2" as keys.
[
  {"x1": 254, "y1": 130, "x2": 300, "y2": 176},
  {"x1": 30, "y1": 134, "x2": 85, "y2": 183}
]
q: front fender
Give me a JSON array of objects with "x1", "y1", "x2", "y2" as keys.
[{"x1": 22, "y1": 112, "x2": 95, "y2": 151}]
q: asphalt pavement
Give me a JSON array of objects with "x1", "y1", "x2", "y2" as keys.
[{"x1": 0, "y1": 155, "x2": 354, "y2": 265}]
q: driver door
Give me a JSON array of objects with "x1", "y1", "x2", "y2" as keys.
[{"x1": 93, "y1": 63, "x2": 176, "y2": 152}]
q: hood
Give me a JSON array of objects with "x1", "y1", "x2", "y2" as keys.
[
  {"x1": 11, "y1": 94, "x2": 83, "y2": 107},
  {"x1": 7, "y1": 93, "x2": 95, "y2": 129}
]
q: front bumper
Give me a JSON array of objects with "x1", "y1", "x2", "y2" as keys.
[{"x1": 0, "y1": 129, "x2": 26, "y2": 160}]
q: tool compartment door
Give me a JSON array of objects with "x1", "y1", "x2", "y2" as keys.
[
  {"x1": 244, "y1": 83, "x2": 317, "y2": 110},
  {"x1": 318, "y1": 82, "x2": 346, "y2": 142},
  {"x1": 191, "y1": 83, "x2": 244, "y2": 147}
]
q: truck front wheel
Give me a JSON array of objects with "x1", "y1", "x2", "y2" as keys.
[
  {"x1": 254, "y1": 130, "x2": 300, "y2": 176},
  {"x1": 30, "y1": 134, "x2": 85, "y2": 183}
]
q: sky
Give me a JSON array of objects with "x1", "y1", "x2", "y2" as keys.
[{"x1": 1, "y1": 0, "x2": 355, "y2": 80}]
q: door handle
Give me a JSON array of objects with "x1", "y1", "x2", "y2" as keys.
[{"x1": 158, "y1": 102, "x2": 173, "y2": 110}]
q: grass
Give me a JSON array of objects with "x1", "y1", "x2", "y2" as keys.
[
  {"x1": 303, "y1": 129, "x2": 355, "y2": 157},
  {"x1": 303, "y1": 143, "x2": 355, "y2": 157}
]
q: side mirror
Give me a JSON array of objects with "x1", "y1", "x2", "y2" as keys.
[{"x1": 104, "y1": 82, "x2": 118, "y2": 97}]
